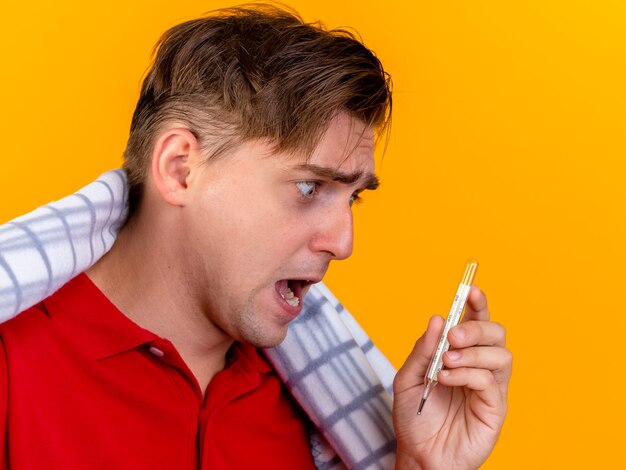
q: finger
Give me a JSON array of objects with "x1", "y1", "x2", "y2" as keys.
[
  {"x1": 443, "y1": 347, "x2": 513, "y2": 380},
  {"x1": 448, "y1": 320, "x2": 506, "y2": 348},
  {"x1": 462, "y1": 286, "x2": 489, "y2": 322},
  {"x1": 394, "y1": 315, "x2": 444, "y2": 393},
  {"x1": 437, "y1": 367, "x2": 501, "y2": 408}
]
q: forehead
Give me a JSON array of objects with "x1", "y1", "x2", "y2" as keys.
[
  {"x1": 302, "y1": 113, "x2": 375, "y2": 172},
  {"x1": 206, "y1": 113, "x2": 376, "y2": 183}
]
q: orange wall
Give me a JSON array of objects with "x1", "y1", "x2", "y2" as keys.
[{"x1": 1, "y1": 1, "x2": 625, "y2": 468}]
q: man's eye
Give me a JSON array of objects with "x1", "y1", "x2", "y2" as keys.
[
  {"x1": 350, "y1": 192, "x2": 363, "y2": 206},
  {"x1": 295, "y1": 181, "x2": 318, "y2": 199}
]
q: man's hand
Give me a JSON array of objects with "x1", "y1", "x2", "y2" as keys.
[{"x1": 392, "y1": 287, "x2": 512, "y2": 470}]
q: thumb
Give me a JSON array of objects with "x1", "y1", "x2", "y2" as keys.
[{"x1": 394, "y1": 315, "x2": 445, "y2": 393}]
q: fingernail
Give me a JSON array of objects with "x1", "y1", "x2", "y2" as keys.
[
  {"x1": 452, "y1": 327, "x2": 466, "y2": 340},
  {"x1": 447, "y1": 351, "x2": 461, "y2": 361},
  {"x1": 439, "y1": 370, "x2": 450, "y2": 377}
]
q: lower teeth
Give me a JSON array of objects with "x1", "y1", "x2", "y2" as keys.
[{"x1": 282, "y1": 287, "x2": 300, "y2": 307}]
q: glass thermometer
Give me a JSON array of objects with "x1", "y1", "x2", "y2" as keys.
[{"x1": 418, "y1": 260, "x2": 479, "y2": 415}]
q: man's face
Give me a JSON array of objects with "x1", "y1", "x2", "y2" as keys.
[{"x1": 181, "y1": 113, "x2": 378, "y2": 347}]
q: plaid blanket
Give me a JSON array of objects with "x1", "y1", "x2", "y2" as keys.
[{"x1": 0, "y1": 170, "x2": 397, "y2": 469}]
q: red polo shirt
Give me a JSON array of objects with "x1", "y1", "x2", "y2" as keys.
[{"x1": 0, "y1": 274, "x2": 316, "y2": 469}]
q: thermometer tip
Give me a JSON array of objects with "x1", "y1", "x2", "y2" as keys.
[{"x1": 417, "y1": 398, "x2": 426, "y2": 415}]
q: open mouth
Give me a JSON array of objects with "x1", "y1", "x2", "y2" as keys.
[{"x1": 275, "y1": 279, "x2": 314, "y2": 308}]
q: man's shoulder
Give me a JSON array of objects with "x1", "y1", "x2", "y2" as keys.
[
  {"x1": 0, "y1": 302, "x2": 50, "y2": 339},
  {"x1": 0, "y1": 299, "x2": 65, "y2": 371},
  {"x1": 0, "y1": 273, "x2": 157, "y2": 365},
  {"x1": 0, "y1": 274, "x2": 91, "y2": 345}
]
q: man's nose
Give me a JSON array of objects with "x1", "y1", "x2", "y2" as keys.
[{"x1": 309, "y1": 203, "x2": 354, "y2": 260}]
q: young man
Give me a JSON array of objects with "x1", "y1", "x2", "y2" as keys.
[{"x1": 0, "y1": 5, "x2": 511, "y2": 469}]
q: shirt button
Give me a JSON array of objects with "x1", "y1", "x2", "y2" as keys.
[{"x1": 149, "y1": 346, "x2": 165, "y2": 357}]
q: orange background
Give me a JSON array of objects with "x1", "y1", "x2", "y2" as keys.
[{"x1": 1, "y1": 1, "x2": 625, "y2": 468}]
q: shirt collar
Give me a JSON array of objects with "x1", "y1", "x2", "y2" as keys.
[
  {"x1": 42, "y1": 274, "x2": 277, "y2": 373},
  {"x1": 231, "y1": 341, "x2": 274, "y2": 374},
  {"x1": 42, "y1": 273, "x2": 158, "y2": 360}
]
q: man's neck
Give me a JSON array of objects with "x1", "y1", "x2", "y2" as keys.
[{"x1": 86, "y1": 211, "x2": 233, "y2": 394}]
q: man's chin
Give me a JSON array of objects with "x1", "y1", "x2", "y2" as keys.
[
  {"x1": 254, "y1": 338, "x2": 286, "y2": 349},
  {"x1": 239, "y1": 325, "x2": 289, "y2": 349}
]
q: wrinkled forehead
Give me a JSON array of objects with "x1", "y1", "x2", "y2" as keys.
[
  {"x1": 318, "y1": 115, "x2": 374, "y2": 170},
  {"x1": 275, "y1": 114, "x2": 378, "y2": 191},
  {"x1": 248, "y1": 112, "x2": 376, "y2": 178},
  {"x1": 295, "y1": 113, "x2": 375, "y2": 171}
]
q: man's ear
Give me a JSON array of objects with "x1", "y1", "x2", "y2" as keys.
[{"x1": 150, "y1": 128, "x2": 199, "y2": 207}]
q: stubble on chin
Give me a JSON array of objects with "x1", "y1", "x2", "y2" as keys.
[{"x1": 235, "y1": 298, "x2": 290, "y2": 348}]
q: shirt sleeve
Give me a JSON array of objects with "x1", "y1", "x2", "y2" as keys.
[{"x1": 0, "y1": 337, "x2": 7, "y2": 469}]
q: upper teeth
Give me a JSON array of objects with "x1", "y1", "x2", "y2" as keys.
[{"x1": 282, "y1": 287, "x2": 299, "y2": 307}]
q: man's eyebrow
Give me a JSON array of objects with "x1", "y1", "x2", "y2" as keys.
[{"x1": 294, "y1": 163, "x2": 380, "y2": 190}]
